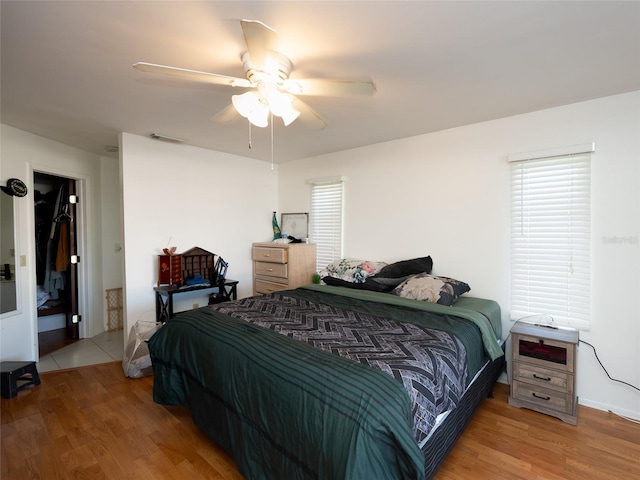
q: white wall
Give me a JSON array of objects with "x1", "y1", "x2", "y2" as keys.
[
  {"x1": 0, "y1": 124, "x2": 111, "y2": 360},
  {"x1": 279, "y1": 92, "x2": 640, "y2": 419},
  {"x1": 101, "y1": 157, "x2": 124, "y2": 294},
  {"x1": 119, "y1": 133, "x2": 278, "y2": 338},
  {"x1": 99, "y1": 156, "x2": 125, "y2": 331}
]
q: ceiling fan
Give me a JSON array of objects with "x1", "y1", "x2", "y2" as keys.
[{"x1": 133, "y1": 19, "x2": 376, "y2": 129}]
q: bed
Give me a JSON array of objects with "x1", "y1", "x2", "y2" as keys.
[{"x1": 148, "y1": 274, "x2": 504, "y2": 480}]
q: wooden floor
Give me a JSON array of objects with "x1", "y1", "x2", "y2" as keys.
[{"x1": 1, "y1": 362, "x2": 638, "y2": 480}]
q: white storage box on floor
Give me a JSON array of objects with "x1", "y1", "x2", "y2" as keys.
[{"x1": 123, "y1": 320, "x2": 163, "y2": 378}]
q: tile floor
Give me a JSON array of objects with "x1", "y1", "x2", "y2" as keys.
[{"x1": 37, "y1": 330, "x2": 125, "y2": 373}]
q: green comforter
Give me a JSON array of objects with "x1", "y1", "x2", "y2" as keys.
[
  {"x1": 148, "y1": 288, "x2": 503, "y2": 480},
  {"x1": 300, "y1": 285, "x2": 504, "y2": 361}
]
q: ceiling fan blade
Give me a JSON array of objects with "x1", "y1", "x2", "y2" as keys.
[
  {"x1": 282, "y1": 78, "x2": 376, "y2": 97},
  {"x1": 291, "y1": 98, "x2": 328, "y2": 130},
  {"x1": 240, "y1": 19, "x2": 279, "y2": 70},
  {"x1": 133, "y1": 62, "x2": 252, "y2": 88},
  {"x1": 212, "y1": 104, "x2": 240, "y2": 124}
]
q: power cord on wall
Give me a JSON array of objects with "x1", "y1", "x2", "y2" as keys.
[
  {"x1": 579, "y1": 339, "x2": 640, "y2": 424},
  {"x1": 579, "y1": 340, "x2": 639, "y2": 392}
]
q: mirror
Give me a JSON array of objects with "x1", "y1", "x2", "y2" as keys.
[{"x1": 0, "y1": 192, "x2": 17, "y2": 313}]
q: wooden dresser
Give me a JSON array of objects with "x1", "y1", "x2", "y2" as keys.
[
  {"x1": 508, "y1": 321, "x2": 579, "y2": 425},
  {"x1": 252, "y1": 242, "x2": 316, "y2": 295}
]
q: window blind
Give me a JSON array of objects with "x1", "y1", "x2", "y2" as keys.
[
  {"x1": 509, "y1": 148, "x2": 593, "y2": 330},
  {"x1": 309, "y1": 178, "x2": 344, "y2": 272}
]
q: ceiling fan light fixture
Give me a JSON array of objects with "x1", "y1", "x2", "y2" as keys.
[
  {"x1": 248, "y1": 104, "x2": 269, "y2": 128},
  {"x1": 267, "y1": 91, "x2": 299, "y2": 124},
  {"x1": 232, "y1": 91, "x2": 268, "y2": 127},
  {"x1": 232, "y1": 91, "x2": 259, "y2": 118},
  {"x1": 279, "y1": 102, "x2": 301, "y2": 126},
  {"x1": 233, "y1": 89, "x2": 298, "y2": 127}
]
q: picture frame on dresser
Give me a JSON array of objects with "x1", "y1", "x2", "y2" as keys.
[{"x1": 281, "y1": 213, "x2": 308, "y2": 239}]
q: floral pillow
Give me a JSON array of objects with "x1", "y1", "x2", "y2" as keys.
[
  {"x1": 320, "y1": 258, "x2": 387, "y2": 284},
  {"x1": 392, "y1": 273, "x2": 470, "y2": 306}
]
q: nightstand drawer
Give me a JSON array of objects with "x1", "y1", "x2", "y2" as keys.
[
  {"x1": 254, "y1": 279, "x2": 289, "y2": 295},
  {"x1": 511, "y1": 380, "x2": 573, "y2": 414},
  {"x1": 252, "y1": 247, "x2": 288, "y2": 263},
  {"x1": 513, "y1": 362, "x2": 572, "y2": 393},
  {"x1": 254, "y1": 261, "x2": 288, "y2": 279},
  {"x1": 513, "y1": 333, "x2": 575, "y2": 373}
]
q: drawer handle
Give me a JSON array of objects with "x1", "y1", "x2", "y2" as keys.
[
  {"x1": 267, "y1": 268, "x2": 274, "y2": 272},
  {"x1": 532, "y1": 392, "x2": 551, "y2": 401},
  {"x1": 533, "y1": 374, "x2": 551, "y2": 382},
  {"x1": 263, "y1": 253, "x2": 271, "y2": 257}
]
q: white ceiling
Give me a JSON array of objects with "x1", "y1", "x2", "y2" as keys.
[{"x1": 1, "y1": 1, "x2": 639, "y2": 163}]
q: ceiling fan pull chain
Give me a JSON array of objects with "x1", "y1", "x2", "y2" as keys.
[
  {"x1": 270, "y1": 113, "x2": 274, "y2": 171},
  {"x1": 248, "y1": 120, "x2": 252, "y2": 149}
]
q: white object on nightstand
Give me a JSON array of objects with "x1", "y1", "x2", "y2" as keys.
[{"x1": 508, "y1": 321, "x2": 579, "y2": 425}]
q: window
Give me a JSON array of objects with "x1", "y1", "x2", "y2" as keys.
[
  {"x1": 509, "y1": 144, "x2": 594, "y2": 330},
  {"x1": 308, "y1": 177, "x2": 344, "y2": 272}
]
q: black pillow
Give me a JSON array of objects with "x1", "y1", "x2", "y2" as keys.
[
  {"x1": 374, "y1": 256, "x2": 433, "y2": 279},
  {"x1": 369, "y1": 275, "x2": 414, "y2": 288},
  {"x1": 322, "y1": 276, "x2": 394, "y2": 292}
]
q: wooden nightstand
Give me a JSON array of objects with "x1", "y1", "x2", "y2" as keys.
[{"x1": 508, "y1": 321, "x2": 579, "y2": 425}]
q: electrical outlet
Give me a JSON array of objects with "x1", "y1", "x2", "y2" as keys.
[{"x1": 192, "y1": 303, "x2": 199, "y2": 309}]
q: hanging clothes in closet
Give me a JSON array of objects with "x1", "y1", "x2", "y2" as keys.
[{"x1": 41, "y1": 183, "x2": 70, "y2": 300}]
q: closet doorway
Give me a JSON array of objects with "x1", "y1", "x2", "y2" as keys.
[{"x1": 34, "y1": 172, "x2": 80, "y2": 356}]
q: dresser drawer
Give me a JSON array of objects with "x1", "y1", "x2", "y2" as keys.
[
  {"x1": 252, "y1": 242, "x2": 316, "y2": 297},
  {"x1": 254, "y1": 279, "x2": 289, "y2": 295},
  {"x1": 511, "y1": 380, "x2": 573, "y2": 415},
  {"x1": 254, "y1": 261, "x2": 288, "y2": 279},
  {"x1": 252, "y1": 246, "x2": 288, "y2": 263},
  {"x1": 512, "y1": 361, "x2": 572, "y2": 394}
]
